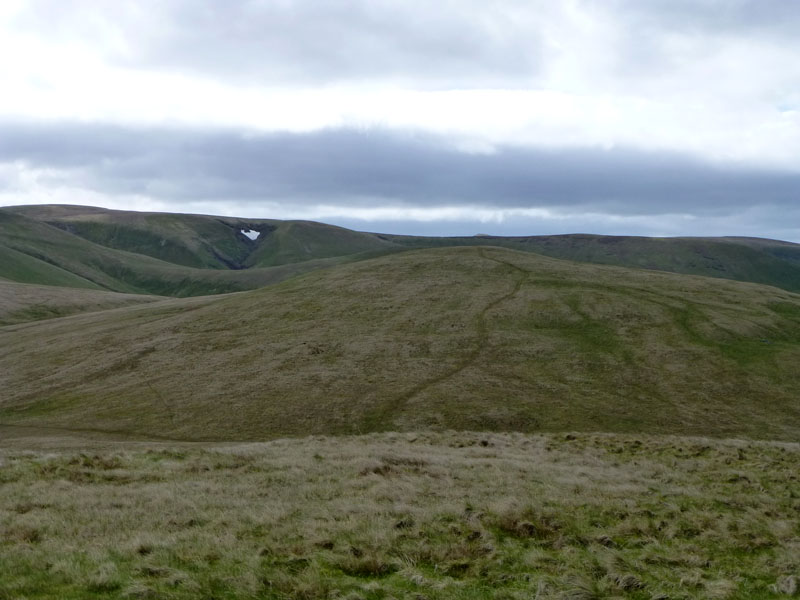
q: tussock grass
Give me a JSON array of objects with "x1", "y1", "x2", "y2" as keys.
[{"x1": 0, "y1": 431, "x2": 798, "y2": 599}]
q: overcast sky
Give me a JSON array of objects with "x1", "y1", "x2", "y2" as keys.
[{"x1": 1, "y1": 1, "x2": 798, "y2": 239}]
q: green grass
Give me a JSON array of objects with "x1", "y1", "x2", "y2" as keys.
[
  {"x1": 3, "y1": 207, "x2": 800, "y2": 599},
  {"x1": 0, "y1": 430, "x2": 797, "y2": 599},
  {"x1": 7, "y1": 205, "x2": 800, "y2": 297},
  {"x1": 244, "y1": 220, "x2": 396, "y2": 268},
  {"x1": 0, "y1": 243, "x2": 103, "y2": 290},
  {"x1": 6, "y1": 205, "x2": 398, "y2": 273},
  {"x1": 3, "y1": 246, "x2": 800, "y2": 441},
  {"x1": 52, "y1": 220, "x2": 224, "y2": 269},
  {"x1": 0, "y1": 208, "x2": 395, "y2": 297}
]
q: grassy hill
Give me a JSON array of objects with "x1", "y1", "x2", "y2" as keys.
[
  {"x1": 0, "y1": 209, "x2": 390, "y2": 296},
  {"x1": 4, "y1": 205, "x2": 799, "y2": 600},
  {"x1": 2, "y1": 246, "x2": 799, "y2": 441},
  {"x1": 0, "y1": 281, "x2": 165, "y2": 326},
  {"x1": 7, "y1": 204, "x2": 397, "y2": 270},
  {"x1": 6, "y1": 204, "x2": 800, "y2": 296},
  {"x1": 382, "y1": 232, "x2": 800, "y2": 292}
]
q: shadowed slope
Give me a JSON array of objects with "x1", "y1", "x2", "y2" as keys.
[
  {"x1": 0, "y1": 209, "x2": 390, "y2": 296},
  {"x1": 2, "y1": 247, "x2": 799, "y2": 441},
  {"x1": 7, "y1": 204, "x2": 397, "y2": 270}
]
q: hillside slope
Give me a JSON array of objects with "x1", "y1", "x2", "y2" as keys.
[
  {"x1": 2, "y1": 247, "x2": 799, "y2": 441},
  {"x1": 0, "y1": 281, "x2": 164, "y2": 325},
  {"x1": 7, "y1": 204, "x2": 800, "y2": 294},
  {"x1": 7, "y1": 204, "x2": 397, "y2": 269},
  {"x1": 383, "y1": 233, "x2": 800, "y2": 292},
  {"x1": 0, "y1": 209, "x2": 385, "y2": 296}
]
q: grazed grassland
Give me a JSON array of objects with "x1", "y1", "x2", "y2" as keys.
[
  {"x1": 1, "y1": 431, "x2": 798, "y2": 599},
  {"x1": 3, "y1": 247, "x2": 800, "y2": 441},
  {"x1": 0, "y1": 282, "x2": 165, "y2": 326}
]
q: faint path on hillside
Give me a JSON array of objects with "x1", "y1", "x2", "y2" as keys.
[
  {"x1": 383, "y1": 248, "x2": 529, "y2": 424},
  {"x1": 0, "y1": 422, "x2": 189, "y2": 443}
]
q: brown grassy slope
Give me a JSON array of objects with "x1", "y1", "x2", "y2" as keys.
[
  {"x1": 0, "y1": 281, "x2": 165, "y2": 325},
  {"x1": 1, "y1": 246, "x2": 800, "y2": 441},
  {"x1": 382, "y1": 232, "x2": 800, "y2": 292}
]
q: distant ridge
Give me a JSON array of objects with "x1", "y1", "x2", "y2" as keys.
[
  {"x1": 3, "y1": 204, "x2": 800, "y2": 295},
  {"x1": 0, "y1": 207, "x2": 399, "y2": 296},
  {"x1": 381, "y1": 232, "x2": 800, "y2": 293}
]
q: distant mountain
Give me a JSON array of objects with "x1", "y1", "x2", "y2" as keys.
[
  {"x1": 2, "y1": 246, "x2": 799, "y2": 441},
  {"x1": 0, "y1": 207, "x2": 397, "y2": 296},
  {"x1": 7, "y1": 204, "x2": 396, "y2": 269},
  {"x1": 4, "y1": 204, "x2": 800, "y2": 295}
]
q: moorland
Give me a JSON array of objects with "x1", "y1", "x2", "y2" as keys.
[{"x1": 1, "y1": 205, "x2": 799, "y2": 599}]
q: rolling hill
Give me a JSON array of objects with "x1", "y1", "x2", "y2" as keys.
[
  {"x1": 5, "y1": 204, "x2": 398, "y2": 269},
  {"x1": 2, "y1": 246, "x2": 799, "y2": 441},
  {"x1": 0, "y1": 281, "x2": 164, "y2": 326},
  {"x1": 4, "y1": 212, "x2": 800, "y2": 598},
  {"x1": 382, "y1": 232, "x2": 800, "y2": 292},
  {"x1": 4, "y1": 204, "x2": 800, "y2": 297}
]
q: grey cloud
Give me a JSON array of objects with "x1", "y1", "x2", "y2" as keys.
[
  {"x1": 1, "y1": 122, "x2": 798, "y2": 219},
  {"x1": 14, "y1": 0, "x2": 543, "y2": 88},
  {"x1": 13, "y1": 0, "x2": 800, "y2": 90},
  {"x1": 585, "y1": 1, "x2": 800, "y2": 88},
  {"x1": 612, "y1": 0, "x2": 800, "y2": 37}
]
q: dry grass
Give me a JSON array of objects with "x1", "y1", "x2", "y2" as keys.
[
  {"x1": 2, "y1": 247, "x2": 800, "y2": 441},
  {"x1": 0, "y1": 281, "x2": 165, "y2": 325},
  {"x1": 0, "y1": 430, "x2": 797, "y2": 599}
]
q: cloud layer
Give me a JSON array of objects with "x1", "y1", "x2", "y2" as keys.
[
  {"x1": 0, "y1": 1, "x2": 798, "y2": 239},
  {"x1": 2, "y1": 122, "x2": 799, "y2": 239}
]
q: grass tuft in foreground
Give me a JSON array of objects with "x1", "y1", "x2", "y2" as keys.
[{"x1": 1, "y1": 431, "x2": 798, "y2": 599}]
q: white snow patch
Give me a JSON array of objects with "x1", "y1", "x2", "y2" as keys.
[{"x1": 241, "y1": 229, "x2": 260, "y2": 240}]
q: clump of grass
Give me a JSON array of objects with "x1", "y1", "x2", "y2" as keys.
[
  {"x1": 87, "y1": 563, "x2": 123, "y2": 593},
  {"x1": 3, "y1": 524, "x2": 42, "y2": 544},
  {"x1": 771, "y1": 575, "x2": 798, "y2": 596},
  {"x1": 333, "y1": 555, "x2": 398, "y2": 578},
  {"x1": 490, "y1": 505, "x2": 563, "y2": 542}
]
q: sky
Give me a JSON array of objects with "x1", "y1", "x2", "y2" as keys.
[{"x1": 0, "y1": 1, "x2": 799, "y2": 240}]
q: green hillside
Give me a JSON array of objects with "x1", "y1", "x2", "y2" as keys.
[
  {"x1": 0, "y1": 243, "x2": 104, "y2": 290},
  {"x1": 243, "y1": 219, "x2": 399, "y2": 267},
  {"x1": 0, "y1": 209, "x2": 384, "y2": 296},
  {"x1": 7, "y1": 204, "x2": 397, "y2": 270},
  {"x1": 6, "y1": 204, "x2": 800, "y2": 295},
  {"x1": 2, "y1": 246, "x2": 799, "y2": 441}
]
